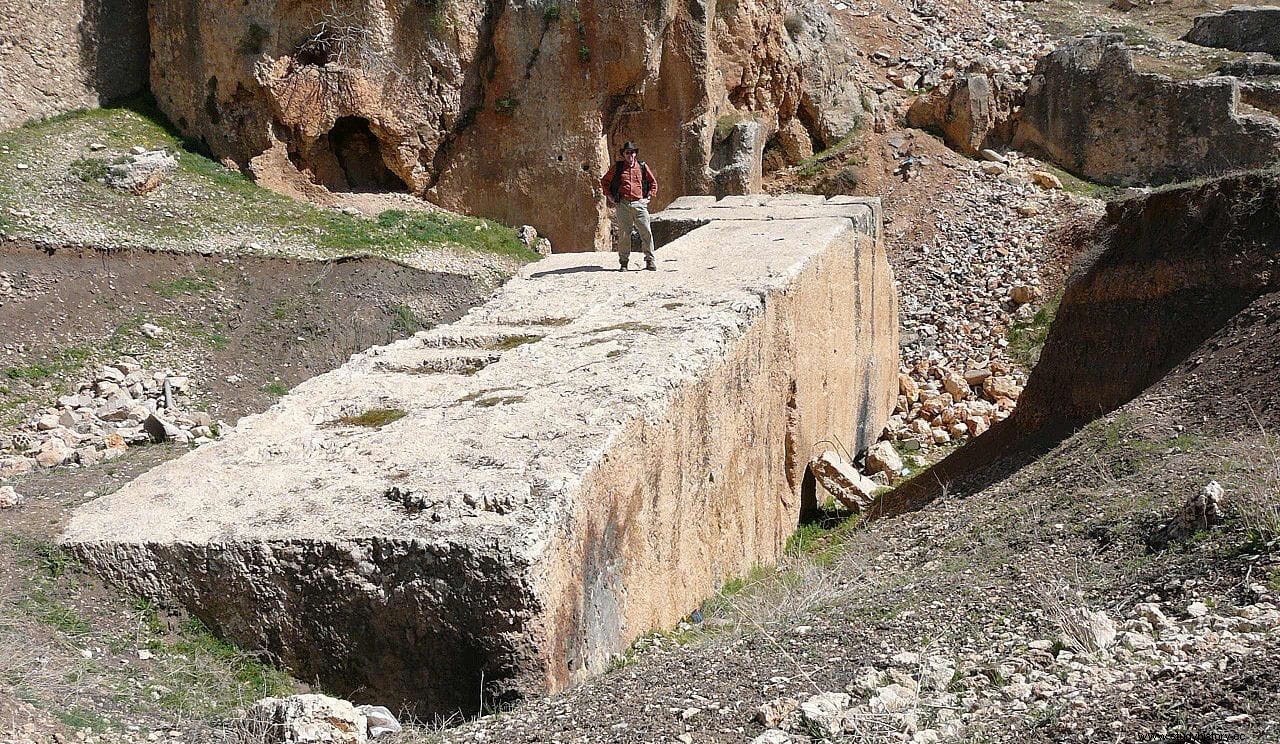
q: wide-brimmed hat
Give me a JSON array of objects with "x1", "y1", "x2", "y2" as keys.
[{"x1": 620, "y1": 141, "x2": 640, "y2": 153}]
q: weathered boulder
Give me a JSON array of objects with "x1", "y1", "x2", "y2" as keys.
[
  {"x1": 105, "y1": 150, "x2": 179, "y2": 195},
  {"x1": 1184, "y1": 6, "x2": 1280, "y2": 56},
  {"x1": 711, "y1": 120, "x2": 767, "y2": 197},
  {"x1": 1013, "y1": 34, "x2": 1280, "y2": 186},
  {"x1": 864, "y1": 441, "x2": 903, "y2": 476},
  {"x1": 246, "y1": 694, "x2": 367, "y2": 744},
  {"x1": 1218, "y1": 57, "x2": 1280, "y2": 78},
  {"x1": 0, "y1": 486, "x2": 24, "y2": 509},
  {"x1": 147, "y1": 0, "x2": 868, "y2": 251},
  {"x1": 810, "y1": 450, "x2": 878, "y2": 511},
  {"x1": 62, "y1": 194, "x2": 895, "y2": 713},
  {"x1": 906, "y1": 65, "x2": 1020, "y2": 157},
  {"x1": 763, "y1": 117, "x2": 816, "y2": 172}
]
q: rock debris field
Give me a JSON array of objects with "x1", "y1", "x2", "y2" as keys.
[{"x1": 0, "y1": 357, "x2": 227, "y2": 502}]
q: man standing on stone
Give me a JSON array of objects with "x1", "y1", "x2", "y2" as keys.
[{"x1": 600, "y1": 141, "x2": 659, "y2": 271}]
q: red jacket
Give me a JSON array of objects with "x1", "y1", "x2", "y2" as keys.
[{"x1": 601, "y1": 159, "x2": 657, "y2": 202}]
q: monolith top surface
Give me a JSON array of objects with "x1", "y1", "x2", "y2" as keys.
[{"x1": 63, "y1": 200, "x2": 877, "y2": 549}]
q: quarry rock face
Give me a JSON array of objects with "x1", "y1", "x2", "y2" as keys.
[
  {"x1": 1013, "y1": 34, "x2": 1280, "y2": 185},
  {"x1": 148, "y1": 0, "x2": 868, "y2": 251},
  {"x1": 61, "y1": 195, "x2": 896, "y2": 713},
  {"x1": 1012, "y1": 170, "x2": 1280, "y2": 431},
  {"x1": 0, "y1": 0, "x2": 149, "y2": 129},
  {"x1": 877, "y1": 169, "x2": 1280, "y2": 517}
]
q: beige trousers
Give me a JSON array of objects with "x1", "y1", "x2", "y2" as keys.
[{"x1": 615, "y1": 199, "x2": 655, "y2": 265}]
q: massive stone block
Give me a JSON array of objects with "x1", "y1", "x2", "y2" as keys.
[
  {"x1": 1013, "y1": 34, "x2": 1280, "y2": 186},
  {"x1": 1185, "y1": 6, "x2": 1280, "y2": 56},
  {"x1": 61, "y1": 195, "x2": 896, "y2": 713}
]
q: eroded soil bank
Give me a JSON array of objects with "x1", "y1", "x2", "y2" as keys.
[{"x1": 0, "y1": 240, "x2": 490, "y2": 425}]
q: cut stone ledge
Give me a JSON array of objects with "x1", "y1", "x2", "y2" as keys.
[{"x1": 60, "y1": 194, "x2": 898, "y2": 714}]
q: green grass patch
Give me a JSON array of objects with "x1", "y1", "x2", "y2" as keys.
[
  {"x1": 1037, "y1": 164, "x2": 1121, "y2": 201},
  {"x1": 19, "y1": 590, "x2": 93, "y2": 636},
  {"x1": 68, "y1": 155, "x2": 118, "y2": 183},
  {"x1": 491, "y1": 333, "x2": 542, "y2": 350},
  {"x1": 796, "y1": 127, "x2": 863, "y2": 178},
  {"x1": 786, "y1": 514, "x2": 862, "y2": 566},
  {"x1": 156, "y1": 617, "x2": 293, "y2": 716},
  {"x1": 474, "y1": 394, "x2": 524, "y2": 407},
  {"x1": 1128, "y1": 433, "x2": 1205, "y2": 454},
  {"x1": 148, "y1": 269, "x2": 218, "y2": 298},
  {"x1": 713, "y1": 111, "x2": 754, "y2": 143},
  {"x1": 4, "y1": 345, "x2": 94, "y2": 382},
  {"x1": 1007, "y1": 294, "x2": 1061, "y2": 368},
  {"x1": 494, "y1": 96, "x2": 520, "y2": 116},
  {"x1": 338, "y1": 407, "x2": 406, "y2": 428},
  {"x1": 320, "y1": 209, "x2": 536, "y2": 260},
  {"x1": 56, "y1": 707, "x2": 111, "y2": 732},
  {"x1": 594, "y1": 321, "x2": 660, "y2": 335},
  {"x1": 262, "y1": 381, "x2": 289, "y2": 396},
  {"x1": 0, "y1": 97, "x2": 538, "y2": 262},
  {"x1": 388, "y1": 304, "x2": 423, "y2": 335}
]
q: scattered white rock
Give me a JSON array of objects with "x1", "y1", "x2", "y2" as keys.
[
  {"x1": 140, "y1": 322, "x2": 166, "y2": 339},
  {"x1": 865, "y1": 441, "x2": 904, "y2": 476},
  {"x1": 1, "y1": 359, "x2": 224, "y2": 471},
  {"x1": 106, "y1": 150, "x2": 179, "y2": 195},
  {"x1": 246, "y1": 694, "x2": 368, "y2": 744},
  {"x1": 0, "y1": 485, "x2": 24, "y2": 509}
]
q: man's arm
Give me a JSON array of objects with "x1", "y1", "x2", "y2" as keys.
[
  {"x1": 644, "y1": 163, "x2": 658, "y2": 199},
  {"x1": 600, "y1": 164, "x2": 616, "y2": 204}
]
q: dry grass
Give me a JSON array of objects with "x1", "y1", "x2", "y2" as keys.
[
  {"x1": 0, "y1": 536, "x2": 296, "y2": 736},
  {"x1": 1236, "y1": 410, "x2": 1280, "y2": 548},
  {"x1": 338, "y1": 407, "x2": 407, "y2": 428},
  {"x1": 1031, "y1": 576, "x2": 1111, "y2": 655}
]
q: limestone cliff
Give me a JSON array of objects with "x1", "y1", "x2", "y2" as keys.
[
  {"x1": 148, "y1": 0, "x2": 867, "y2": 251},
  {"x1": 0, "y1": 0, "x2": 148, "y2": 129}
]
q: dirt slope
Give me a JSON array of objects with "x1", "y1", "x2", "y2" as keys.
[{"x1": 879, "y1": 169, "x2": 1280, "y2": 516}]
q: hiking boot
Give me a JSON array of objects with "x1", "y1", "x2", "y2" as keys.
[
  {"x1": 645, "y1": 261, "x2": 657, "y2": 271},
  {"x1": 618, "y1": 262, "x2": 629, "y2": 271}
]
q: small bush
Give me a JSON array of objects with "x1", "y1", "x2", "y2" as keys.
[
  {"x1": 1007, "y1": 295, "x2": 1061, "y2": 368},
  {"x1": 494, "y1": 96, "x2": 519, "y2": 116},
  {"x1": 543, "y1": 3, "x2": 561, "y2": 22},
  {"x1": 69, "y1": 156, "x2": 109, "y2": 183},
  {"x1": 713, "y1": 112, "x2": 750, "y2": 144},
  {"x1": 388, "y1": 304, "x2": 423, "y2": 335},
  {"x1": 262, "y1": 381, "x2": 288, "y2": 396}
]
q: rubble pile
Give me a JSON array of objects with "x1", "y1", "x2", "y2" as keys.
[
  {"x1": 0, "y1": 358, "x2": 226, "y2": 479},
  {"x1": 883, "y1": 362, "x2": 1026, "y2": 450},
  {"x1": 751, "y1": 586, "x2": 1280, "y2": 743}
]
